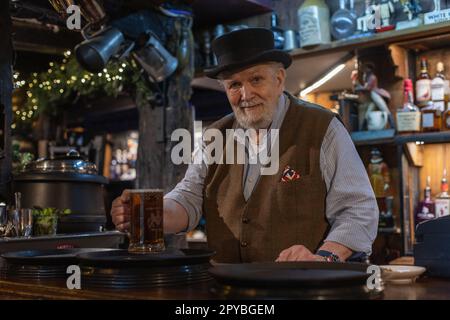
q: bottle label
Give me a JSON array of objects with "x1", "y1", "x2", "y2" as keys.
[
  {"x1": 416, "y1": 79, "x2": 431, "y2": 102},
  {"x1": 299, "y1": 7, "x2": 329, "y2": 47},
  {"x1": 422, "y1": 112, "x2": 435, "y2": 128},
  {"x1": 434, "y1": 101, "x2": 445, "y2": 112},
  {"x1": 431, "y1": 83, "x2": 445, "y2": 101},
  {"x1": 396, "y1": 112, "x2": 421, "y2": 132},
  {"x1": 435, "y1": 199, "x2": 450, "y2": 218},
  {"x1": 446, "y1": 115, "x2": 450, "y2": 128}
]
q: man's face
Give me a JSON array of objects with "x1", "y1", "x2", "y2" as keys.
[{"x1": 221, "y1": 63, "x2": 286, "y2": 129}]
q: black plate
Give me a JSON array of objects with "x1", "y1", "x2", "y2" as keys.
[
  {"x1": 1, "y1": 248, "x2": 117, "y2": 265},
  {"x1": 208, "y1": 262, "x2": 370, "y2": 288},
  {"x1": 77, "y1": 248, "x2": 216, "y2": 268}
]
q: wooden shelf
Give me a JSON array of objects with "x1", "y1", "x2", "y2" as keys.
[
  {"x1": 289, "y1": 22, "x2": 450, "y2": 60},
  {"x1": 351, "y1": 130, "x2": 450, "y2": 146},
  {"x1": 395, "y1": 131, "x2": 450, "y2": 145},
  {"x1": 378, "y1": 227, "x2": 402, "y2": 235},
  {"x1": 351, "y1": 129, "x2": 396, "y2": 146}
]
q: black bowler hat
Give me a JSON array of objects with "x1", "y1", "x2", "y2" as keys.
[{"x1": 205, "y1": 27, "x2": 292, "y2": 79}]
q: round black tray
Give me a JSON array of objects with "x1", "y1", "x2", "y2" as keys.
[
  {"x1": 76, "y1": 248, "x2": 216, "y2": 268},
  {"x1": 1, "y1": 248, "x2": 116, "y2": 266},
  {"x1": 208, "y1": 261, "x2": 370, "y2": 288}
]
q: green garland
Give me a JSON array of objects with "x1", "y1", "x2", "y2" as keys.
[{"x1": 13, "y1": 51, "x2": 153, "y2": 132}]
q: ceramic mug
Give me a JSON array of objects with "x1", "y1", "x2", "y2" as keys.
[{"x1": 366, "y1": 111, "x2": 388, "y2": 131}]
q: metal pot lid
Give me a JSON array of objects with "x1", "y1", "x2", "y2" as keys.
[{"x1": 23, "y1": 150, "x2": 98, "y2": 175}]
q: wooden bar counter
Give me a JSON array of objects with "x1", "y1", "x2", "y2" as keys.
[{"x1": 0, "y1": 277, "x2": 449, "y2": 300}]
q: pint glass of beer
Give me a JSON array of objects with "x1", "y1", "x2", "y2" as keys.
[{"x1": 128, "y1": 189, "x2": 165, "y2": 253}]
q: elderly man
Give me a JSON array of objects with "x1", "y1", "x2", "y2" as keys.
[{"x1": 111, "y1": 28, "x2": 378, "y2": 263}]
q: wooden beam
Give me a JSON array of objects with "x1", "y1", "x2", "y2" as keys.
[
  {"x1": 12, "y1": 18, "x2": 82, "y2": 55},
  {"x1": 0, "y1": 1, "x2": 13, "y2": 200}
]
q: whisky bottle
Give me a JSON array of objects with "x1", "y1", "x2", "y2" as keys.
[
  {"x1": 415, "y1": 176, "x2": 435, "y2": 225},
  {"x1": 430, "y1": 61, "x2": 446, "y2": 130},
  {"x1": 421, "y1": 101, "x2": 440, "y2": 132},
  {"x1": 416, "y1": 58, "x2": 432, "y2": 108},
  {"x1": 396, "y1": 79, "x2": 421, "y2": 133},
  {"x1": 444, "y1": 105, "x2": 450, "y2": 131},
  {"x1": 431, "y1": 62, "x2": 446, "y2": 111},
  {"x1": 443, "y1": 80, "x2": 450, "y2": 131},
  {"x1": 435, "y1": 169, "x2": 450, "y2": 218}
]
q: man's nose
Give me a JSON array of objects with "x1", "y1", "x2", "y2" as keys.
[{"x1": 240, "y1": 83, "x2": 254, "y2": 101}]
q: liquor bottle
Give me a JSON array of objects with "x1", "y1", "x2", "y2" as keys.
[
  {"x1": 431, "y1": 62, "x2": 446, "y2": 111},
  {"x1": 367, "y1": 148, "x2": 392, "y2": 228},
  {"x1": 443, "y1": 78, "x2": 450, "y2": 130},
  {"x1": 421, "y1": 63, "x2": 441, "y2": 132},
  {"x1": 415, "y1": 176, "x2": 435, "y2": 225},
  {"x1": 202, "y1": 30, "x2": 212, "y2": 68},
  {"x1": 430, "y1": 61, "x2": 446, "y2": 129},
  {"x1": 330, "y1": 0, "x2": 357, "y2": 40},
  {"x1": 396, "y1": 79, "x2": 421, "y2": 133},
  {"x1": 421, "y1": 101, "x2": 440, "y2": 132},
  {"x1": 0, "y1": 196, "x2": 6, "y2": 234},
  {"x1": 297, "y1": 0, "x2": 331, "y2": 48},
  {"x1": 444, "y1": 104, "x2": 450, "y2": 131},
  {"x1": 270, "y1": 13, "x2": 285, "y2": 50},
  {"x1": 435, "y1": 169, "x2": 450, "y2": 218},
  {"x1": 416, "y1": 58, "x2": 431, "y2": 107}
]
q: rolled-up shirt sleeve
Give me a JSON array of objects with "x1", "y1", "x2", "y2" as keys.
[
  {"x1": 164, "y1": 146, "x2": 206, "y2": 232},
  {"x1": 320, "y1": 117, "x2": 379, "y2": 255}
]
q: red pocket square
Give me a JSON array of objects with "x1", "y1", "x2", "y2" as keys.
[{"x1": 281, "y1": 166, "x2": 301, "y2": 182}]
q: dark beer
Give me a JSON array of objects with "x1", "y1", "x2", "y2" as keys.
[{"x1": 128, "y1": 189, "x2": 165, "y2": 253}]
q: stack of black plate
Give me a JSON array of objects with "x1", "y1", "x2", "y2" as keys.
[
  {"x1": 0, "y1": 249, "x2": 113, "y2": 285},
  {"x1": 208, "y1": 261, "x2": 383, "y2": 299},
  {"x1": 77, "y1": 249, "x2": 215, "y2": 290}
]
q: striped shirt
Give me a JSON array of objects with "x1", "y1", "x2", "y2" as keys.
[{"x1": 165, "y1": 93, "x2": 378, "y2": 255}]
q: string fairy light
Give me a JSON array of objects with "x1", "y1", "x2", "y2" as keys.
[{"x1": 11, "y1": 55, "x2": 139, "y2": 130}]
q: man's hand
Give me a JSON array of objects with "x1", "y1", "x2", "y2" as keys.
[
  {"x1": 275, "y1": 245, "x2": 325, "y2": 262},
  {"x1": 111, "y1": 190, "x2": 131, "y2": 232},
  {"x1": 110, "y1": 191, "x2": 190, "y2": 235}
]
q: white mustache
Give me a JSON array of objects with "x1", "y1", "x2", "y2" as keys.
[{"x1": 240, "y1": 101, "x2": 263, "y2": 108}]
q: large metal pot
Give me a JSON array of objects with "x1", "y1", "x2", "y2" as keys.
[{"x1": 13, "y1": 150, "x2": 108, "y2": 234}]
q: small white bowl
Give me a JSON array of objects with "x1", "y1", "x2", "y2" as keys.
[{"x1": 379, "y1": 265, "x2": 426, "y2": 284}]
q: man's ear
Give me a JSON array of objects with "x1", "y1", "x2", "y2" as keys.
[{"x1": 276, "y1": 68, "x2": 286, "y2": 90}]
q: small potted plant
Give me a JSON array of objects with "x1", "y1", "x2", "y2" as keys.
[{"x1": 32, "y1": 207, "x2": 71, "y2": 236}]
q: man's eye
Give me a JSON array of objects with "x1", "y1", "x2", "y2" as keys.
[
  {"x1": 251, "y1": 76, "x2": 263, "y2": 84},
  {"x1": 229, "y1": 82, "x2": 241, "y2": 90}
]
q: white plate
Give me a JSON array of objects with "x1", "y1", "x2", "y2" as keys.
[{"x1": 379, "y1": 265, "x2": 426, "y2": 284}]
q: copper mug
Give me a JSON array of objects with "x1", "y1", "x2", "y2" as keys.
[{"x1": 128, "y1": 189, "x2": 165, "y2": 253}]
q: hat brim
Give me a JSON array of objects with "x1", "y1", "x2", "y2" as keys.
[{"x1": 204, "y1": 49, "x2": 292, "y2": 79}]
